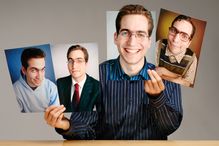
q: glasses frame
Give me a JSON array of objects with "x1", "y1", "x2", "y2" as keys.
[
  {"x1": 168, "y1": 26, "x2": 191, "y2": 42},
  {"x1": 119, "y1": 29, "x2": 149, "y2": 42},
  {"x1": 67, "y1": 58, "x2": 85, "y2": 65}
]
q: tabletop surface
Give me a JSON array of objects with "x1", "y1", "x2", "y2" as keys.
[{"x1": 0, "y1": 140, "x2": 219, "y2": 146}]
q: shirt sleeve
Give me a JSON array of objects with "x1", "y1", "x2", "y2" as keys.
[
  {"x1": 48, "y1": 80, "x2": 60, "y2": 106},
  {"x1": 155, "y1": 40, "x2": 162, "y2": 66},
  {"x1": 148, "y1": 80, "x2": 183, "y2": 136},
  {"x1": 183, "y1": 54, "x2": 197, "y2": 85},
  {"x1": 55, "y1": 111, "x2": 98, "y2": 140}
]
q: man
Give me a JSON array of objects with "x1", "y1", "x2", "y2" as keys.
[
  {"x1": 44, "y1": 4, "x2": 182, "y2": 140},
  {"x1": 44, "y1": 45, "x2": 99, "y2": 139},
  {"x1": 56, "y1": 45, "x2": 99, "y2": 112},
  {"x1": 13, "y1": 48, "x2": 59, "y2": 113},
  {"x1": 156, "y1": 15, "x2": 197, "y2": 87}
]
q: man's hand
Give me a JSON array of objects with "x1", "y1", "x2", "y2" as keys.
[
  {"x1": 156, "y1": 67, "x2": 180, "y2": 78},
  {"x1": 44, "y1": 105, "x2": 70, "y2": 130},
  {"x1": 144, "y1": 69, "x2": 165, "y2": 96}
]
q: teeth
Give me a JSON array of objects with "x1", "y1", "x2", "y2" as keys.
[{"x1": 125, "y1": 48, "x2": 139, "y2": 53}]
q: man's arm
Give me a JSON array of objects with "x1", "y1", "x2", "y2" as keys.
[
  {"x1": 47, "y1": 80, "x2": 60, "y2": 106},
  {"x1": 156, "y1": 67, "x2": 181, "y2": 79},
  {"x1": 144, "y1": 70, "x2": 182, "y2": 136},
  {"x1": 44, "y1": 105, "x2": 98, "y2": 140},
  {"x1": 44, "y1": 105, "x2": 69, "y2": 130},
  {"x1": 156, "y1": 67, "x2": 191, "y2": 87},
  {"x1": 156, "y1": 55, "x2": 197, "y2": 87}
]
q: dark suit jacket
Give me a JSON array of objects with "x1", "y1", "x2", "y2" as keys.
[{"x1": 57, "y1": 74, "x2": 99, "y2": 112}]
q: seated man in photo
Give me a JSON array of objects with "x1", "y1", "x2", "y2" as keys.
[{"x1": 156, "y1": 15, "x2": 197, "y2": 87}]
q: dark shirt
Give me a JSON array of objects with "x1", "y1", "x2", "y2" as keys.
[
  {"x1": 57, "y1": 57, "x2": 182, "y2": 140},
  {"x1": 57, "y1": 74, "x2": 99, "y2": 112},
  {"x1": 97, "y1": 57, "x2": 182, "y2": 139}
]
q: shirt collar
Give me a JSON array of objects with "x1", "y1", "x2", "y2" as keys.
[
  {"x1": 114, "y1": 56, "x2": 149, "y2": 80},
  {"x1": 72, "y1": 74, "x2": 87, "y2": 89}
]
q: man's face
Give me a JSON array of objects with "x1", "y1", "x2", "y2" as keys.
[
  {"x1": 67, "y1": 50, "x2": 87, "y2": 82},
  {"x1": 114, "y1": 14, "x2": 151, "y2": 66},
  {"x1": 22, "y1": 58, "x2": 45, "y2": 88},
  {"x1": 167, "y1": 20, "x2": 193, "y2": 55}
]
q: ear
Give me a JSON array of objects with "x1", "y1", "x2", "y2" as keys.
[
  {"x1": 114, "y1": 32, "x2": 118, "y2": 45},
  {"x1": 21, "y1": 66, "x2": 26, "y2": 75}
]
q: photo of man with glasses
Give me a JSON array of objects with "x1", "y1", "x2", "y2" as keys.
[
  {"x1": 156, "y1": 14, "x2": 198, "y2": 87},
  {"x1": 50, "y1": 45, "x2": 99, "y2": 112}
]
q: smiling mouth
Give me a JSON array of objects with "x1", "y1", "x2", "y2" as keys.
[
  {"x1": 170, "y1": 42, "x2": 179, "y2": 48},
  {"x1": 34, "y1": 80, "x2": 41, "y2": 84},
  {"x1": 124, "y1": 48, "x2": 140, "y2": 54}
]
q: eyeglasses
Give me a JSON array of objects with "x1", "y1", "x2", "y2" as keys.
[
  {"x1": 169, "y1": 26, "x2": 191, "y2": 42},
  {"x1": 67, "y1": 58, "x2": 85, "y2": 65},
  {"x1": 119, "y1": 29, "x2": 149, "y2": 42}
]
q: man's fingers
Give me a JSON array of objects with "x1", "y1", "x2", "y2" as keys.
[
  {"x1": 147, "y1": 70, "x2": 160, "y2": 91},
  {"x1": 45, "y1": 105, "x2": 65, "y2": 126},
  {"x1": 145, "y1": 69, "x2": 165, "y2": 95},
  {"x1": 144, "y1": 80, "x2": 152, "y2": 93},
  {"x1": 151, "y1": 70, "x2": 165, "y2": 90},
  {"x1": 44, "y1": 105, "x2": 59, "y2": 120}
]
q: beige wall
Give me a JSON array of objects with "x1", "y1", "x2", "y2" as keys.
[{"x1": 0, "y1": 0, "x2": 218, "y2": 140}]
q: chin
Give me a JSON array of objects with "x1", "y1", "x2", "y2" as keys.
[
  {"x1": 125, "y1": 60, "x2": 140, "y2": 65},
  {"x1": 33, "y1": 84, "x2": 41, "y2": 87}
]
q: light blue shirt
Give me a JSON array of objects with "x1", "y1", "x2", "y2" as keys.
[{"x1": 13, "y1": 76, "x2": 60, "y2": 113}]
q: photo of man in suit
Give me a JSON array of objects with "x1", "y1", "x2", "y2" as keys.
[{"x1": 56, "y1": 45, "x2": 99, "y2": 112}]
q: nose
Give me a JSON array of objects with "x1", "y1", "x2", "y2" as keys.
[
  {"x1": 70, "y1": 61, "x2": 78, "y2": 68},
  {"x1": 173, "y1": 33, "x2": 181, "y2": 42},
  {"x1": 127, "y1": 34, "x2": 138, "y2": 46},
  {"x1": 36, "y1": 70, "x2": 44, "y2": 79}
]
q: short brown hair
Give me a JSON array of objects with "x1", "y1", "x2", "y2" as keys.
[
  {"x1": 115, "y1": 4, "x2": 154, "y2": 37},
  {"x1": 171, "y1": 15, "x2": 196, "y2": 40},
  {"x1": 67, "y1": 45, "x2": 89, "y2": 62},
  {"x1": 21, "y1": 48, "x2": 45, "y2": 69}
]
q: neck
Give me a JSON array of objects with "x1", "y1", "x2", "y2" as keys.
[
  {"x1": 73, "y1": 74, "x2": 86, "y2": 83},
  {"x1": 119, "y1": 57, "x2": 145, "y2": 77}
]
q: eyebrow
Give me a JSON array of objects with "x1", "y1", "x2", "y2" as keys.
[
  {"x1": 29, "y1": 66, "x2": 45, "y2": 71},
  {"x1": 172, "y1": 26, "x2": 191, "y2": 35},
  {"x1": 68, "y1": 57, "x2": 84, "y2": 60},
  {"x1": 119, "y1": 28, "x2": 147, "y2": 33}
]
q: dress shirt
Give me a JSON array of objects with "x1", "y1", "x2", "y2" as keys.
[
  {"x1": 71, "y1": 75, "x2": 87, "y2": 101},
  {"x1": 57, "y1": 57, "x2": 182, "y2": 140},
  {"x1": 97, "y1": 56, "x2": 183, "y2": 139}
]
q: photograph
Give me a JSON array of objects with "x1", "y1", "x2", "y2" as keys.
[
  {"x1": 156, "y1": 8, "x2": 207, "y2": 87},
  {"x1": 4, "y1": 44, "x2": 59, "y2": 113},
  {"x1": 51, "y1": 43, "x2": 99, "y2": 112}
]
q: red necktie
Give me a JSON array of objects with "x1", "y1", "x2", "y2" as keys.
[{"x1": 73, "y1": 83, "x2": 80, "y2": 105}]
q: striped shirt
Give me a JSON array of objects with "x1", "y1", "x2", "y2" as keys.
[
  {"x1": 56, "y1": 57, "x2": 182, "y2": 140},
  {"x1": 97, "y1": 57, "x2": 182, "y2": 139}
]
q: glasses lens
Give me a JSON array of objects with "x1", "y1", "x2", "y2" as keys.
[
  {"x1": 119, "y1": 30, "x2": 148, "y2": 42},
  {"x1": 169, "y1": 27, "x2": 190, "y2": 42}
]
